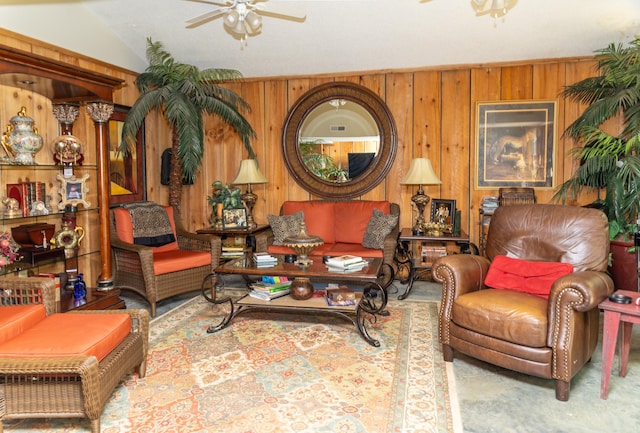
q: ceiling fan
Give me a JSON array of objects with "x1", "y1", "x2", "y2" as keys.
[{"x1": 185, "y1": 0, "x2": 306, "y2": 40}]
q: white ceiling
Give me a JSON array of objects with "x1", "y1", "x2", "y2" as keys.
[{"x1": 0, "y1": 0, "x2": 639, "y2": 79}]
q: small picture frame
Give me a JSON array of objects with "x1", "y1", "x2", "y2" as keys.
[
  {"x1": 430, "y1": 199, "x2": 456, "y2": 225},
  {"x1": 57, "y1": 173, "x2": 91, "y2": 210},
  {"x1": 222, "y1": 208, "x2": 247, "y2": 229}
]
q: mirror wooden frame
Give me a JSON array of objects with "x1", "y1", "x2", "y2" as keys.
[
  {"x1": 108, "y1": 105, "x2": 146, "y2": 205},
  {"x1": 282, "y1": 82, "x2": 397, "y2": 199}
]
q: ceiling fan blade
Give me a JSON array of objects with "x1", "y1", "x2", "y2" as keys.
[
  {"x1": 255, "y1": 3, "x2": 306, "y2": 20},
  {"x1": 185, "y1": 8, "x2": 229, "y2": 28}
]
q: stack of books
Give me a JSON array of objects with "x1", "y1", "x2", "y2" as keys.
[
  {"x1": 325, "y1": 255, "x2": 367, "y2": 272},
  {"x1": 249, "y1": 277, "x2": 291, "y2": 301},
  {"x1": 480, "y1": 196, "x2": 499, "y2": 217},
  {"x1": 221, "y1": 244, "x2": 244, "y2": 259},
  {"x1": 253, "y1": 252, "x2": 278, "y2": 267}
]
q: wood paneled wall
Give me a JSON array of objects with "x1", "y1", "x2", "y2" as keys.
[
  {"x1": 164, "y1": 59, "x2": 600, "y2": 248},
  {"x1": 0, "y1": 28, "x2": 600, "y2": 250}
]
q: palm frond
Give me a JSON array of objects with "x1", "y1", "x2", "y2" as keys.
[{"x1": 123, "y1": 38, "x2": 257, "y2": 189}]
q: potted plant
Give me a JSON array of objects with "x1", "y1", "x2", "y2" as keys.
[
  {"x1": 207, "y1": 181, "x2": 243, "y2": 227},
  {"x1": 121, "y1": 39, "x2": 256, "y2": 210},
  {"x1": 554, "y1": 36, "x2": 640, "y2": 291}
]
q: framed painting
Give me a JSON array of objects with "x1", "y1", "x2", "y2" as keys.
[
  {"x1": 108, "y1": 105, "x2": 146, "y2": 205},
  {"x1": 430, "y1": 199, "x2": 456, "y2": 225},
  {"x1": 476, "y1": 100, "x2": 557, "y2": 189},
  {"x1": 222, "y1": 208, "x2": 247, "y2": 229}
]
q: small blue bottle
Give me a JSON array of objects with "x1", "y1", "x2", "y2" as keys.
[{"x1": 73, "y1": 273, "x2": 87, "y2": 299}]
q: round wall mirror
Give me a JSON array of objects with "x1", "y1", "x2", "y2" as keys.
[{"x1": 282, "y1": 82, "x2": 397, "y2": 199}]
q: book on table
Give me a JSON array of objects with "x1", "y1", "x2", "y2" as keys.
[
  {"x1": 250, "y1": 280, "x2": 292, "y2": 293},
  {"x1": 324, "y1": 285, "x2": 356, "y2": 306},
  {"x1": 253, "y1": 252, "x2": 277, "y2": 262},
  {"x1": 249, "y1": 288, "x2": 290, "y2": 301},
  {"x1": 253, "y1": 255, "x2": 278, "y2": 267},
  {"x1": 326, "y1": 259, "x2": 368, "y2": 272},
  {"x1": 325, "y1": 255, "x2": 364, "y2": 267}
]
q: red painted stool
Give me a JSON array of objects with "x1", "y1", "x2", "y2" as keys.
[{"x1": 599, "y1": 290, "x2": 640, "y2": 399}]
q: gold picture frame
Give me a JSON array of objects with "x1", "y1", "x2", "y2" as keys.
[
  {"x1": 57, "y1": 173, "x2": 91, "y2": 210},
  {"x1": 476, "y1": 100, "x2": 557, "y2": 189},
  {"x1": 222, "y1": 208, "x2": 247, "y2": 229}
]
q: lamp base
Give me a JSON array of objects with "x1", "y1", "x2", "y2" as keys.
[{"x1": 410, "y1": 187, "x2": 431, "y2": 236}]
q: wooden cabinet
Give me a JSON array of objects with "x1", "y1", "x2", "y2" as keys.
[{"x1": 0, "y1": 44, "x2": 122, "y2": 287}]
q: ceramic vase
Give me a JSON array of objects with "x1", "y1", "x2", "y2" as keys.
[
  {"x1": 9, "y1": 107, "x2": 43, "y2": 165},
  {"x1": 289, "y1": 277, "x2": 314, "y2": 300}
]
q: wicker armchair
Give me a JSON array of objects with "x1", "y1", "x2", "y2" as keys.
[
  {"x1": 0, "y1": 276, "x2": 149, "y2": 432},
  {"x1": 111, "y1": 204, "x2": 221, "y2": 317}
]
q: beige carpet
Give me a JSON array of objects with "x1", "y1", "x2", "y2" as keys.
[{"x1": 4, "y1": 295, "x2": 461, "y2": 432}]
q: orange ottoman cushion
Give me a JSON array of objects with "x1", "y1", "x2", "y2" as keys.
[
  {"x1": 0, "y1": 313, "x2": 132, "y2": 361},
  {"x1": 0, "y1": 305, "x2": 46, "y2": 344}
]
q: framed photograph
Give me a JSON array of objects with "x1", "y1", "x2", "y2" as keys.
[
  {"x1": 431, "y1": 199, "x2": 456, "y2": 225},
  {"x1": 476, "y1": 100, "x2": 557, "y2": 189},
  {"x1": 57, "y1": 173, "x2": 91, "y2": 210},
  {"x1": 108, "y1": 105, "x2": 146, "y2": 205},
  {"x1": 222, "y1": 208, "x2": 247, "y2": 229}
]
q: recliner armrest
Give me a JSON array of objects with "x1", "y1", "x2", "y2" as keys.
[
  {"x1": 432, "y1": 254, "x2": 491, "y2": 299},
  {"x1": 548, "y1": 270, "x2": 614, "y2": 313}
]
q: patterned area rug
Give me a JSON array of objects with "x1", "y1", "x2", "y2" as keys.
[{"x1": 5, "y1": 296, "x2": 458, "y2": 432}]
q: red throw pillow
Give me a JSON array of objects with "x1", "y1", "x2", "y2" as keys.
[{"x1": 484, "y1": 255, "x2": 574, "y2": 298}]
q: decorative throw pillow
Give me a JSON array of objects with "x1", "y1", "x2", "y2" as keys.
[
  {"x1": 362, "y1": 208, "x2": 398, "y2": 249},
  {"x1": 268, "y1": 211, "x2": 304, "y2": 245},
  {"x1": 484, "y1": 255, "x2": 574, "y2": 299}
]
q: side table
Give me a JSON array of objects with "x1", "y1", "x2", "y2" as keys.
[
  {"x1": 395, "y1": 228, "x2": 478, "y2": 300},
  {"x1": 599, "y1": 290, "x2": 640, "y2": 399},
  {"x1": 58, "y1": 288, "x2": 126, "y2": 313},
  {"x1": 197, "y1": 223, "x2": 270, "y2": 255}
]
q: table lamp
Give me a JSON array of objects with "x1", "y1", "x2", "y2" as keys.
[
  {"x1": 231, "y1": 159, "x2": 267, "y2": 229},
  {"x1": 400, "y1": 157, "x2": 442, "y2": 235}
]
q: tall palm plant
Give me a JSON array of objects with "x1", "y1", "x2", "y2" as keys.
[
  {"x1": 121, "y1": 38, "x2": 256, "y2": 208},
  {"x1": 555, "y1": 36, "x2": 640, "y2": 239}
]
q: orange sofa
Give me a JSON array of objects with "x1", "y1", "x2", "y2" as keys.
[
  {"x1": 0, "y1": 276, "x2": 148, "y2": 432},
  {"x1": 264, "y1": 200, "x2": 400, "y2": 265}
]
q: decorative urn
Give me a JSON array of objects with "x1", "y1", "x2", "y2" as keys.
[
  {"x1": 8, "y1": 106, "x2": 43, "y2": 164},
  {"x1": 283, "y1": 221, "x2": 324, "y2": 267}
]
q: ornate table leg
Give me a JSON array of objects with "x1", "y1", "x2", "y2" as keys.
[
  {"x1": 201, "y1": 273, "x2": 235, "y2": 332},
  {"x1": 355, "y1": 281, "x2": 388, "y2": 347}
]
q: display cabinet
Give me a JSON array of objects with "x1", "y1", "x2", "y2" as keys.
[{"x1": 0, "y1": 44, "x2": 123, "y2": 288}]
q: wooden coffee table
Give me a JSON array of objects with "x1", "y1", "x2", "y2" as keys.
[{"x1": 202, "y1": 255, "x2": 388, "y2": 346}]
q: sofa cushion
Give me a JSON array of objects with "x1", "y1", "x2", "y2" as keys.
[
  {"x1": 0, "y1": 305, "x2": 46, "y2": 344},
  {"x1": 114, "y1": 205, "x2": 179, "y2": 252},
  {"x1": 0, "y1": 312, "x2": 132, "y2": 361},
  {"x1": 323, "y1": 243, "x2": 384, "y2": 258},
  {"x1": 452, "y1": 289, "x2": 548, "y2": 347},
  {"x1": 267, "y1": 211, "x2": 304, "y2": 245},
  {"x1": 485, "y1": 255, "x2": 574, "y2": 298},
  {"x1": 153, "y1": 249, "x2": 211, "y2": 275},
  {"x1": 334, "y1": 201, "x2": 391, "y2": 244},
  {"x1": 282, "y1": 201, "x2": 336, "y2": 244},
  {"x1": 362, "y1": 208, "x2": 398, "y2": 249}
]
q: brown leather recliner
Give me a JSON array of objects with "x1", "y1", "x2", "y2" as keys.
[{"x1": 432, "y1": 204, "x2": 614, "y2": 401}]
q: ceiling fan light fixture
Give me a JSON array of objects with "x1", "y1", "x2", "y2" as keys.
[
  {"x1": 223, "y1": 10, "x2": 240, "y2": 29},
  {"x1": 245, "y1": 10, "x2": 262, "y2": 33}
]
